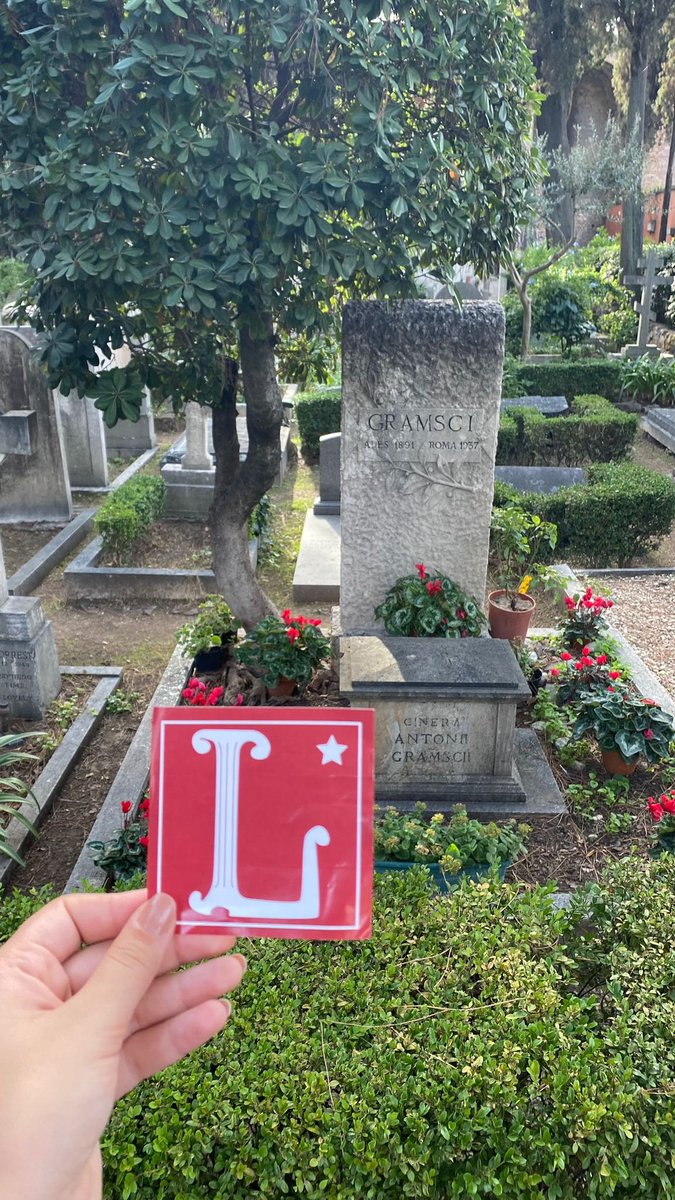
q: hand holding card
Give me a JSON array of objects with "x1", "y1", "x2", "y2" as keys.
[{"x1": 149, "y1": 707, "x2": 374, "y2": 940}]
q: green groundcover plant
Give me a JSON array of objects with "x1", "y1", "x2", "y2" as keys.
[
  {"x1": 374, "y1": 803, "x2": 527, "y2": 873},
  {"x1": 574, "y1": 689, "x2": 674, "y2": 765},
  {"x1": 176, "y1": 595, "x2": 239, "y2": 660},
  {"x1": 375, "y1": 563, "x2": 486, "y2": 638},
  {"x1": 5, "y1": 861, "x2": 675, "y2": 1194}
]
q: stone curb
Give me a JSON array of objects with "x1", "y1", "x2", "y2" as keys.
[
  {"x1": 63, "y1": 535, "x2": 259, "y2": 603},
  {"x1": 7, "y1": 509, "x2": 96, "y2": 596},
  {"x1": 0, "y1": 666, "x2": 123, "y2": 888},
  {"x1": 63, "y1": 644, "x2": 190, "y2": 893},
  {"x1": 580, "y1": 567, "x2": 675, "y2": 578},
  {"x1": 74, "y1": 446, "x2": 158, "y2": 494}
]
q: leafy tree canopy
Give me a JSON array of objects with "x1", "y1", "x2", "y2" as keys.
[{"x1": 0, "y1": 0, "x2": 539, "y2": 422}]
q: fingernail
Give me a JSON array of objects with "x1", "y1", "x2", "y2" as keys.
[
  {"x1": 220, "y1": 999, "x2": 232, "y2": 1020},
  {"x1": 232, "y1": 953, "x2": 247, "y2": 975},
  {"x1": 136, "y1": 893, "x2": 176, "y2": 937}
]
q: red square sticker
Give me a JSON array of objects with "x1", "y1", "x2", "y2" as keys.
[{"x1": 148, "y1": 707, "x2": 374, "y2": 940}]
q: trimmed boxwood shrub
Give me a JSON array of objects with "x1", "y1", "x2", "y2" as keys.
[
  {"x1": 510, "y1": 359, "x2": 623, "y2": 402},
  {"x1": 94, "y1": 474, "x2": 166, "y2": 564},
  {"x1": 497, "y1": 394, "x2": 638, "y2": 467},
  {"x1": 294, "y1": 386, "x2": 341, "y2": 462},
  {"x1": 493, "y1": 462, "x2": 675, "y2": 566}
]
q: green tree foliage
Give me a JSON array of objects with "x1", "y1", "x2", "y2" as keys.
[{"x1": 0, "y1": 0, "x2": 540, "y2": 621}]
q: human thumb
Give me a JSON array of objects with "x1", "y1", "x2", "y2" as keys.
[{"x1": 73, "y1": 893, "x2": 176, "y2": 1038}]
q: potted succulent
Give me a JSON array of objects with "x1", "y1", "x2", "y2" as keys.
[
  {"x1": 488, "y1": 507, "x2": 559, "y2": 640},
  {"x1": 561, "y1": 586, "x2": 614, "y2": 652},
  {"x1": 374, "y1": 562, "x2": 486, "y2": 637},
  {"x1": 574, "y1": 690, "x2": 674, "y2": 776},
  {"x1": 374, "y1": 803, "x2": 528, "y2": 889},
  {"x1": 237, "y1": 608, "x2": 331, "y2": 695},
  {"x1": 176, "y1": 594, "x2": 239, "y2": 673}
]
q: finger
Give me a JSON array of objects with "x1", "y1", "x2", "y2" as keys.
[
  {"x1": 63, "y1": 932, "x2": 238, "y2": 995},
  {"x1": 116, "y1": 999, "x2": 232, "y2": 1098},
  {"x1": 70, "y1": 893, "x2": 178, "y2": 1038},
  {"x1": 128, "y1": 954, "x2": 246, "y2": 1035},
  {"x1": 4, "y1": 890, "x2": 148, "y2": 964}
]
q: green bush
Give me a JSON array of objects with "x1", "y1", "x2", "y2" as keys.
[
  {"x1": 497, "y1": 395, "x2": 638, "y2": 466},
  {"x1": 294, "y1": 386, "x2": 341, "y2": 462},
  {"x1": 494, "y1": 462, "x2": 675, "y2": 566},
  {"x1": 501, "y1": 290, "x2": 524, "y2": 358},
  {"x1": 510, "y1": 359, "x2": 623, "y2": 402},
  {"x1": 0, "y1": 884, "x2": 55, "y2": 943},
  {"x1": 0, "y1": 257, "x2": 31, "y2": 308},
  {"x1": 98, "y1": 860, "x2": 675, "y2": 1197},
  {"x1": 620, "y1": 355, "x2": 675, "y2": 406},
  {"x1": 597, "y1": 302, "x2": 638, "y2": 349},
  {"x1": 531, "y1": 276, "x2": 595, "y2": 357},
  {"x1": 94, "y1": 475, "x2": 166, "y2": 564}
]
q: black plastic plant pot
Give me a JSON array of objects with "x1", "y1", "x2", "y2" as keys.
[{"x1": 192, "y1": 644, "x2": 228, "y2": 674}]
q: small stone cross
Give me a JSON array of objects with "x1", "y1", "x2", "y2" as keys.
[{"x1": 624, "y1": 250, "x2": 675, "y2": 351}]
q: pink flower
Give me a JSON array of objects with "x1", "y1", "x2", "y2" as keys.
[
  {"x1": 427, "y1": 580, "x2": 443, "y2": 596},
  {"x1": 461, "y1": 629, "x2": 469, "y2": 638},
  {"x1": 192, "y1": 679, "x2": 206, "y2": 690},
  {"x1": 645, "y1": 728, "x2": 655, "y2": 740},
  {"x1": 582, "y1": 645, "x2": 592, "y2": 656},
  {"x1": 560, "y1": 651, "x2": 573, "y2": 662},
  {"x1": 581, "y1": 656, "x2": 594, "y2": 667},
  {"x1": 121, "y1": 801, "x2": 132, "y2": 814},
  {"x1": 549, "y1": 667, "x2": 560, "y2": 678},
  {"x1": 456, "y1": 608, "x2": 467, "y2": 620},
  {"x1": 206, "y1": 686, "x2": 224, "y2": 705},
  {"x1": 574, "y1": 662, "x2": 584, "y2": 671},
  {"x1": 596, "y1": 654, "x2": 608, "y2": 666},
  {"x1": 564, "y1": 596, "x2": 576, "y2": 610}
]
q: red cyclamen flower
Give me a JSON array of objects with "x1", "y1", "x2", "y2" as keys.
[
  {"x1": 560, "y1": 651, "x2": 573, "y2": 662},
  {"x1": 564, "y1": 596, "x2": 576, "y2": 610},
  {"x1": 549, "y1": 667, "x2": 560, "y2": 678},
  {"x1": 139, "y1": 835, "x2": 149, "y2": 847},
  {"x1": 287, "y1": 627, "x2": 300, "y2": 642},
  {"x1": 644, "y1": 728, "x2": 655, "y2": 740},
  {"x1": 121, "y1": 801, "x2": 132, "y2": 814},
  {"x1": 415, "y1": 562, "x2": 428, "y2": 581},
  {"x1": 596, "y1": 654, "x2": 608, "y2": 666},
  {"x1": 206, "y1": 686, "x2": 224, "y2": 705},
  {"x1": 282, "y1": 608, "x2": 292, "y2": 624},
  {"x1": 456, "y1": 608, "x2": 466, "y2": 620},
  {"x1": 139, "y1": 797, "x2": 150, "y2": 814},
  {"x1": 235, "y1": 693, "x2": 244, "y2": 706},
  {"x1": 648, "y1": 799, "x2": 665, "y2": 822},
  {"x1": 609, "y1": 670, "x2": 621, "y2": 680},
  {"x1": 662, "y1": 797, "x2": 675, "y2": 814},
  {"x1": 427, "y1": 580, "x2": 443, "y2": 595}
]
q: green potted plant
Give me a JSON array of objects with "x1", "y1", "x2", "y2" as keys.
[
  {"x1": 89, "y1": 795, "x2": 150, "y2": 882},
  {"x1": 374, "y1": 803, "x2": 528, "y2": 890},
  {"x1": 488, "y1": 507, "x2": 559, "y2": 640},
  {"x1": 574, "y1": 690, "x2": 674, "y2": 776},
  {"x1": 561, "y1": 586, "x2": 614, "y2": 652},
  {"x1": 237, "y1": 609, "x2": 331, "y2": 695},
  {"x1": 374, "y1": 562, "x2": 486, "y2": 637},
  {"x1": 176, "y1": 594, "x2": 238, "y2": 673}
]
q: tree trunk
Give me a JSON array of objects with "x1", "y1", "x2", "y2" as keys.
[
  {"x1": 520, "y1": 285, "x2": 532, "y2": 359},
  {"x1": 209, "y1": 316, "x2": 283, "y2": 628},
  {"x1": 659, "y1": 100, "x2": 675, "y2": 244},
  {"x1": 621, "y1": 39, "x2": 649, "y2": 277},
  {"x1": 537, "y1": 86, "x2": 574, "y2": 244}
]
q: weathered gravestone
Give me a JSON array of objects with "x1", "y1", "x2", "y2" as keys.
[
  {"x1": 501, "y1": 395, "x2": 569, "y2": 417},
  {"x1": 495, "y1": 466, "x2": 586, "y2": 494},
  {"x1": 0, "y1": 327, "x2": 72, "y2": 522},
  {"x1": 102, "y1": 344, "x2": 157, "y2": 458},
  {"x1": 313, "y1": 432, "x2": 341, "y2": 516},
  {"x1": 58, "y1": 391, "x2": 109, "y2": 488},
  {"x1": 338, "y1": 300, "x2": 564, "y2": 815},
  {"x1": 0, "y1": 533, "x2": 60, "y2": 718}
]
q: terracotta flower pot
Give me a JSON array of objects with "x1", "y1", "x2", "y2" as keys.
[
  {"x1": 488, "y1": 590, "x2": 536, "y2": 641},
  {"x1": 267, "y1": 675, "x2": 297, "y2": 698},
  {"x1": 601, "y1": 747, "x2": 639, "y2": 777}
]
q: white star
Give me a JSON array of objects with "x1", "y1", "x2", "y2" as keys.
[{"x1": 316, "y1": 734, "x2": 348, "y2": 765}]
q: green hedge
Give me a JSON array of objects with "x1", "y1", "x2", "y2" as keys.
[
  {"x1": 94, "y1": 474, "x2": 166, "y2": 564},
  {"x1": 510, "y1": 359, "x2": 624, "y2": 402},
  {"x1": 497, "y1": 394, "x2": 638, "y2": 466},
  {"x1": 294, "y1": 386, "x2": 341, "y2": 461},
  {"x1": 493, "y1": 462, "x2": 675, "y2": 566},
  {"x1": 4, "y1": 862, "x2": 675, "y2": 1196}
]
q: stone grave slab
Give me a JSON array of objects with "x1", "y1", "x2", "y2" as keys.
[
  {"x1": 495, "y1": 466, "x2": 586, "y2": 494},
  {"x1": 292, "y1": 511, "x2": 340, "y2": 603},
  {"x1": 340, "y1": 300, "x2": 504, "y2": 634},
  {"x1": 501, "y1": 395, "x2": 569, "y2": 417},
  {"x1": 0, "y1": 326, "x2": 72, "y2": 522},
  {"x1": 105, "y1": 387, "x2": 156, "y2": 459},
  {"x1": 58, "y1": 392, "x2": 108, "y2": 488},
  {"x1": 641, "y1": 407, "x2": 675, "y2": 455},
  {"x1": 340, "y1": 635, "x2": 563, "y2": 813},
  {"x1": 0, "y1": 595, "x2": 60, "y2": 718},
  {"x1": 314, "y1": 432, "x2": 341, "y2": 516}
]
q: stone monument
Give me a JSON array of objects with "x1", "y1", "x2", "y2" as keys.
[
  {"x1": 313, "y1": 432, "x2": 341, "y2": 516},
  {"x1": 0, "y1": 327, "x2": 72, "y2": 522},
  {"x1": 162, "y1": 401, "x2": 215, "y2": 519},
  {"x1": 0, "y1": 534, "x2": 60, "y2": 718},
  {"x1": 338, "y1": 300, "x2": 564, "y2": 816},
  {"x1": 58, "y1": 391, "x2": 109, "y2": 488}
]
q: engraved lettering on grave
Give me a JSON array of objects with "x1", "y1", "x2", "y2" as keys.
[
  {"x1": 361, "y1": 408, "x2": 485, "y2": 494},
  {"x1": 389, "y1": 715, "x2": 472, "y2": 766}
]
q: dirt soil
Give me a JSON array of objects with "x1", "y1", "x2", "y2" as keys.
[
  {"x1": 1, "y1": 524, "x2": 62, "y2": 576},
  {"x1": 101, "y1": 519, "x2": 211, "y2": 570}
]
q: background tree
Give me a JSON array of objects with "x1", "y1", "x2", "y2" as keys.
[
  {"x1": 0, "y1": 0, "x2": 539, "y2": 624},
  {"x1": 654, "y1": 38, "x2": 675, "y2": 244}
]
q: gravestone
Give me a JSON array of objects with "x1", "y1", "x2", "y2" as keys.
[
  {"x1": 183, "y1": 402, "x2": 213, "y2": 469},
  {"x1": 501, "y1": 395, "x2": 569, "y2": 417},
  {"x1": 58, "y1": 391, "x2": 109, "y2": 488},
  {"x1": 338, "y1": 300, "x2": 565, "y2": 816},
  {"x1": 0, "y1": 327, "x2": 72, "y2": 522},
  {"x1": 105, "y1": 387, "x2": 157, "y2": 459},
  {"x1": 340, "y1": 300, "x2": 503, "y2": 633},
  {"x1": 313, "y1": 432, "x2": 341, "y2": 515},
  {"x1": 641, "y1": 407, "x2": 675, "y2": 455},
  {"x1": 495, "y1": 466, "x2": 586, "y2": 494},
  {"x1": 0, "y1": 533, "x2": 60, "y2": 718},
  {"x1": 623, "y1": 250, "x2": 675, "y2": 359}
]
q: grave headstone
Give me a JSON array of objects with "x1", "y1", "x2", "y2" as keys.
[
  {"x1": 0, "y1": 533, "x2": 60, "y2": 718},
  {"x1": 340, "y1": 300, "x2": 503, "y2": 633},
  {"x1": 623, "y1": 249, "x2": 675, "y2": 358},
  {"x1": 501, "y1": 395, "x2": 569, "y2": 417},
  {"x1": 313, "y1": 432, "x2": 341, "y2": 516},
  {"x1": 183, "y1": 402, "x2": 213, "y2": 470},
  {"x1": 104, "y1": 386, "x2": 157, "y2": 459},
  {"x1": 495, "y1": 466, "x2": 586, "y2": 494},
  {"x1": 641, "y1": 407, "x2": 675, "y2": 455},
  {"x1": 0, "y1": 326, "x2": 72, "y2": 522},
  {"x1": 58, "y1": 391, "x2": 109, "y2": 488}
]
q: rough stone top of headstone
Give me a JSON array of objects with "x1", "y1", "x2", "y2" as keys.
[
  {"x1": 340, "y1": 636, "x2": 530, "y2": 701},
  {"x1": 501, "y1": 395, "x2": 569, "y2": 417},
  {"x1": 495, "y1": 466, "x2": 586, "y2": 494}
]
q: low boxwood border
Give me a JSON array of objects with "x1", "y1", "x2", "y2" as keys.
[{"x1": 497, "y1": 394, "x2": 638, "y2": 466}]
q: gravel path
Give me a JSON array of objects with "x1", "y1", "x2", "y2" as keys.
[{"x1": 584, "y1": 572, "x2": 675, "y2": 697}]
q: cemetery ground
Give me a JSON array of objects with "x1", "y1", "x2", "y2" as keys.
[{"x1": 5, "y1": 417, "x2": 675, "y2": 898}]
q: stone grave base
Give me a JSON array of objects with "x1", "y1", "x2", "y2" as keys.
[
  {"x1": 0, "y1": 596, "x2": 60, "y2": 718},
  {"x1": 292, "y1": 511, "x2": 340, "y2": 604},
  {"x1": 339, "y1": 634, "x2": 565, "y2": 817},
  {"x1": 641, "y1": 407, "x2": 675, "y2": 455}
]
